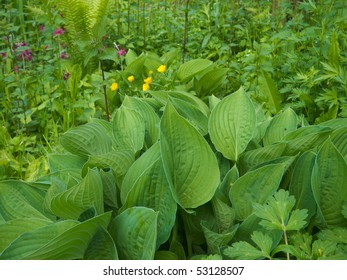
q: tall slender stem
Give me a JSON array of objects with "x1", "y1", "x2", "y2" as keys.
[
  {"x1": 182, "y1": 0, "x2": 190, "y2": 63},
  {"x1": 100, "y1": 60, "x2": 110, "y2": 122}
]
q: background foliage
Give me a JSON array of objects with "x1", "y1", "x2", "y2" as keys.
[{"x1": 0, "y1": 0, "x2": 347, "y2": 260}]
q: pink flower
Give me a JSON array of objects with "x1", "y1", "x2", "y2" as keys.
[
  {"x1": 60, "y1": 52, "x2": 69, "y2": 59},
  {"x1": 39, "y1": 25, "x2": 44, "y2": 32},
  {"x1": 53, "y1": 28, "x2": 65, "y2": 36},
  {"x1": 63, "y1": 72, "x2": 70, "y2": 80},
  {"x1": 117, "y1": 48, "x2": 126, "y2": 57},
  {"x1": 1, "y1": 52, "x2": 6, "y2": 60}
]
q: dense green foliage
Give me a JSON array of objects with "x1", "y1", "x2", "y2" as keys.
[{"x1": 0, "y1": 0, "x2": 347, "y2": 260}]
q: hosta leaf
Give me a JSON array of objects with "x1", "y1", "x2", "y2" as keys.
[
  {"x1": 229, "y1": 162, "x2": 289, "y2": 220},
  {"x1": 170, "y1": 97, "x2": 209, "y2": 135},
  {"x1": 49, "y1": 168, "x2": 104, "y2": 219},
  {"x1": 330, "y1": 127, "x2": 347, "y2": 160},
  {"x1": 263, "y1": 108, "x2": 297, "y2": 146},
  {"x1": 84, "y1": 227, "x2": 118, "y2": 260},
  {"x1": 60, "y1": 122, "x2": 112, "y2": 157},
  {"x1": 194, "y1": 68, "x2": 228, "y2": 97},
  {"x1": 211, "y1": 194, "x2": 236, "y2": 233},
  {"x1": 0, "y1": 212, "x2": 111, "y2": 260},
  {"x1": 311, "y1": 140, "x2": 347, "y2": 228},
  {"x1": 100, "y1": 170, "x2": 118, "y2": 210},
  {"x1": 209, "y1": 87, "x2": 256, "y2": 161},
  {"x1": 258, "y1": 71, "x2": 282, "y2": 114},
  {"x1": 289, "y1": 151, "x2": 317, "y2": 221},
  {"x1": 48, "y1": 154, "x2": 86, "y2": 173},
  {"x1": 177, "y1": 59, "x2": 213, "y2": 82},
  {"x1": 201, "y1": 221, "x2": 238, "y2": 254},
  {"x1": 121, "y1": 143, "x2": 161, "y2": 203},
  {"x1": 160, "y1": 102, "x2": 220, "y2": 209},
  {"x1": 0, "y1": 181, "x2": 49, "y2": 221},
  {"x1": 124, "y1": 54, "x2": 146, "y2": 78},
  {"x1": 82, "y1": 149, "x2": 134, "y2": 182},
  {"x1": 0, "y1": 218, "x2": 52, "y2": 252},
  {"x1": 122, "y1": 95, "x2": 160, "y2": 148},
  {"x1": 109, "y1": 207, "x2": 157, "y2": 260},
  {"x1": 121, "y1": 155, "x2": 177, "y2": 247},
  {"x1": 283, "y1": 126, "x2": 333, "y2": 155},
  {"x1": 238, "y1": 142, "x2": 287, "y2": 173},
  {"x1": 112, "y1": 105, "x2": 145, "y2": 154}
]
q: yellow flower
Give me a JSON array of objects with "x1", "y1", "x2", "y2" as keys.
[
  {"x1": 157, "y1": 65, "x2": 166, "y2": 73},
  {"x1": 110, "y1": 82, "x2": 119, "y2": 91},
  {"x1": 144, "y1": 76, "x2": 153, "y2": 84},
  {"x1": 127, "y1": 75, "x2": 135, "y2": 82},
  {"x1": 142, "y1": 83, "x2": 150, "y2": 91},
  {"x1": 149, "y1": 70, "x2": 153, "y2": 75}
]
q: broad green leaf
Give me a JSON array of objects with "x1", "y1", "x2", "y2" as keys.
[
  {"x1": 253, "y1": 190, "x2": 308, "y2": 231},
  {"x1": 84, "y1": 227, "x2": 118, "y2": 260},
  {"x1": 100, "y1": 170, "x2": 118, "y2": 210},
  {"x1": 160, "y1": 48, "x2": 179, "y2": 67},
  {"x1": 194, "y1": 68, "x2": 228, "y2": 97},
  {"x1": 177, "y1": 59, "x2": 213, "y2": 82},
  {"x1": 170, "y1": 97, "x2": 209, "y2": 135},
  {"x1": 263, "y1": 108, "x2": 297, "y2": 146},
  {"x1": 258, "y1": 71, "x2": 282, "y2": 114},
  {"x1": 121, "y1": 143, "x2": 161, "y2": 203},
  {"x1": 201, "y1": 221, "x2": 238, "y2": 254},
  {"x1": 289, "y1": 151, "x2": 317, "y2": 221},
  {"x1": 124, "y1": 54, "x2": 146, "y2": 78},
  {"x1": 0, "y1": 218, "x2": 52, "y2": 252},
  {"x1": 319, "y1": 118, "x2": 347, "y2": 129},
  {"x1": 224, "y1": 231, "x2": 273, "y2": 260},
  {"x1": 122, "y1": 95, "x2": 160, "y2": 148},
  {"x1": 330, "y1": 127, "x2": 347, "y2": 160},
  {"x1": 125, "y1": 49, "x2": 138, "y2": 66},
  {"x1": 82, "y1": 149, "x2": 134, "y2": 182},
  {"x1": 283, "y1": 126, "x2": 333, "y2": 155},
  {"x1": 121, "y1": 156, "x2": 177, "y2": 247},
  {"x1": 0, "y1": 181, "x2": 50, "y2": 221},
  {"x1": 238, "y1": 142, "x2": 287, "y2": 173},
  {"x1": 48, "y1": 154, "x2": 86, "y2": 173},
  {"x1": 211, "y1": 194, "x2": 236, "y2": 233},
  {"x1": 160, "y1": 102, "x2": 220, "y2": 209},
  {"x1": 0, "y1": 212, "x2": 111, "y2": 260},
  {"x1": 229, "y1": 162, "x2": 289, "y2": 220},
  {"x1": 311, "y1": 140, "x2": 347, "y2": 228},
  {"x1": 209, "y1": 87, "x2": 256, "y2": 161},
  {"x1": 209, "y1": 94, "x2": 221, "y2": 111},
  {"x1": 112, "y1": 105, "x2": 145, "y2": 154},
  {"x1": 60, "y1": 122, "x2": 112, "y2": 157},
  {"x1": 109, "y1": 207, "x2": 157, "y2": 260},
  {"x1": 49, "y1": 168, "x2": 104, "y2": 219}
]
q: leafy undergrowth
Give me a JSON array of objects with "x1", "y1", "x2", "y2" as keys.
[{"x1": 1, "y1": 82, "x2": 346, "y2": 259}]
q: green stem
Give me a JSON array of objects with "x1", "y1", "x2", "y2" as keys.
[
  {"x1": 283, "y1": 225, "x2": 290, "y2": 260},
  {"x1": 100, "y1": 60, "x2": 110, "y2": 122},
  {"x1": 182, "y1": 0, "x2": 190, "y2": 63}
]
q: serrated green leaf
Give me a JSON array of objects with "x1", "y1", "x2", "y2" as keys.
[
  {"x1": 160, "y1": 102, "x2": 220, "y2": 209},
  {"x1": 230, "y1": 162, "x2": 288, "y2": 220},
  {"x1": 112, "y1": 106, "x2": 145, "y2": 154},
  {"x1": 109, "y1": 207, "x2": 157, "y2": 260},
  {"x1": 209, "y1": 87, "x2": 256, "y2": 161}
]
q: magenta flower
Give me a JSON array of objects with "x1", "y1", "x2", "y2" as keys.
[
  {"x1": 63, "y1": 72, "x2": 70, "y2": 80},
  {"x1": 60, "y1": 52, "x2": 69, "y2": 60},
  {"x1": 18, "y1": 49, "x2": 32, "y2": 61},
  {"x1": 39, "y1": 25, "x2": 44, "y2": 32},
  {"x1": 53, "y1": 28, "x2": 65, "y2": 36},
  {"x1": 1, "y1": 52, "x2": 6, "y2": 60},
  {"x1": 117, "y1": 48, "x2": 126, "y2": 57}
]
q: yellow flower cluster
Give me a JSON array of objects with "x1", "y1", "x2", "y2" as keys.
[{"x1": 157, "y1": 65, "x2": 166, "y2": 73}]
